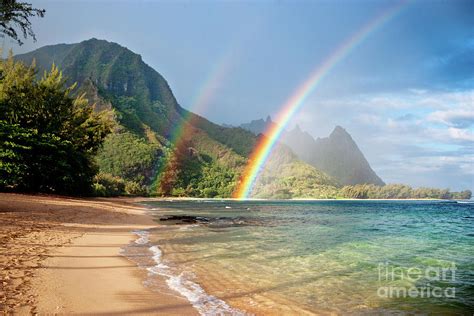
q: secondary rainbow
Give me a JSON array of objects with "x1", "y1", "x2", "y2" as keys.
[
  {"x1": 155, "y1": 47, "x2": 239, "y2": 190},
  {"x1": 168, "y1": 50, "x2": 236, "y2": 145},
  {"x1": 233, "y1": 1, "x2": 409, "y2": 199}
]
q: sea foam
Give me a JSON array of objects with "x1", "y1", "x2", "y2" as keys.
[
  {"x1": 133, "y1": 230, "x2": 246, "y2": 315},
  {"x1": 133, "y1": 230, "x2": 150, "y2": 245}
]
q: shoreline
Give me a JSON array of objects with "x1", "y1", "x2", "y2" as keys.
[
  {"x1": 134, "y1": 196, "x2": 460, "y2": 202},
  {"x1": 0, "y1": 193, "x2": 198, "y2": 314},
  {"x1": 124, "y1": 229, "x2": 246, "y2": 315},
  {"x1": 2, "y1": 193, "x2": 470, "y2": 314}
]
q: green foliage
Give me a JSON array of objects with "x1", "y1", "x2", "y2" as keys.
[
  {"x1": 96, "y1": 131, "x2": 160, "y2": 185},
  {"x1": 150, "y1": 124, "x2": 247, "y2": 198},
  {"x1": 0, "y1": 55, "x2": 111, "y2": 194},
  {"x1": 339, "y1": 184, "x2": 470, "y2": 200},
  {"x1": 92, "y1": 173, "x2": 125, "y2": 196},
  {"x1": 11, "y1": 40, "x2": 471, "y2": 199},
  {"x1": 250, "y1": 145, "x2": 470, "y2": 200},
  {"x1": 92, "y1": 172, "x2": 148, "y2": 197},
  {"x1": 186, "y1": 109, "x2": 257, "y2": 157},
  {"x1": 0, "y1": 0, "x2": 45, "y2": 45},
  {"x1": 152, "y1": 140, "x2": 240, "y2": 198},
  {"x1": 450, "y1": 190, "x2": 472, "y2": 200},
  {"x1": 153, "y1": 143, "x2": 197, "y2": 196},
  {"x1": 124, "y1": 181, "x2": 148, "y2": 196},
  {"x1": 0, "y1": 121, "x2": 95, "y2": 193},
  {"x1": 171, "y1": 187, "x2": 187, "y2": 197},
  {"x1": 16, "y1": 38, "x2": 182, "y2": 138},
  {"x1": 252, "y1": 144, "x2": 339, "y2": 199},
  {"x1": 189, "y1": 128, "x2": 247, "y2": 169},
  {"x1": 195, "y1": 164, "x2": 238, "y2": 198},
  {"x1": 92, "y1": 183, "x2": 107, "y2": 196},
  {"x1": 112, "y1": 96, "x2": 146, "y2": 136},
  {"x1": 13, "y1": 40, "x2": 254, "y2": 198}
]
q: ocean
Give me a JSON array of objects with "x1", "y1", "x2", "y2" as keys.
[{"x1": 124, "y1": 200, "x2": 474, "y2": 315}]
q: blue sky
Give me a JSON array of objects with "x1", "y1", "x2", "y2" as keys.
[{"x1": 5, "y1": 0, "x2": 473, "y2": 192}]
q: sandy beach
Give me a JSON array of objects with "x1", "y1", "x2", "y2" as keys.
[{"x1": 0, "y1": 193, "x2": 197, "y2": 315}]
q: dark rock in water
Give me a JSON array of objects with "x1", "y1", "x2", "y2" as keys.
[
  {"x1": 159, "y1": 215, "x2": 210, "y2": 224},
  {"x1": 159, "y1": 214, "x2": 273, "y2": 228}
]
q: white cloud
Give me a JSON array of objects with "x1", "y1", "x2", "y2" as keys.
[
  {"x1": 415, "y1": 90, "x2": 474, "y2": 110},
  {"x1": 305, "y1": 89, "x2": 473, "y2": 116},
  {"x1": 291, "y1": 89, "x2": 474, "y2": 191},
  {"x1": 428, "y1": 109, "x2": 474, "y2": 127},
  {"x1": 448, "y1": 127, "x2": 474, "y2": 142}
]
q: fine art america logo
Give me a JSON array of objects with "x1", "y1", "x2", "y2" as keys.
[{"x1": 377, "y1": 262, "x2": 456, "y2": 298}]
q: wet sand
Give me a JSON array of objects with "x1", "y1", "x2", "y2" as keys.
[{"x1": 0, "y1": 193, "x2": 197, "y2": 315}]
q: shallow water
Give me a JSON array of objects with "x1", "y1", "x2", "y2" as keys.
[{"x1": 127, "y1": 200, "x2": 474, "y2": 315}]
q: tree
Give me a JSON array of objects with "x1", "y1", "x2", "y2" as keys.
[
  {"x1": 96, "y1": 131, "x2": 161, "y2": 185},
  {"x1": 0, "y1": 54, "x2": 112, "y2": 194},
  {"x1": 0, "y1": 0, "x2": 45, "y2": 45}
]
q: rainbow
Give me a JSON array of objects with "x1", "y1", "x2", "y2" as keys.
[
  {"x1": 155, "y1": 49, "x2": 238, "y2": 193},
  {"x1": 233, "y1": 1, "x2": 409, "y2": 199},
  {"x1": 170, "y1": 51, "x2": 236, "y2": 144}
]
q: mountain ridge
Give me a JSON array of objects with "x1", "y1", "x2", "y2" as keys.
[
  {"x1": 8, "y1": 38, "x2": 470, "y2": 200},
  {"x1": 14, "y1": 38, "x2": 338, "y2": 198},
  {"x1": 238, "y1": 117, "x2": 385, "y2": 186}
]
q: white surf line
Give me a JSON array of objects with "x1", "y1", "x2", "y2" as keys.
[{"x1": 133, "y1": 230, "x2": 249, "y2": 316}]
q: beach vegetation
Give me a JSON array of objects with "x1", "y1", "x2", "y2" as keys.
[
  {"x1": 96, "y1": 131, "x2": 161, "y2": 186},
  {"x1": 6, "y1": 39, "x2": 471, "y2": 200},
  {"x1": 339, "y1": 184, "x2": 471, "y2": 200},
  {"x1": 0, "y1": 55, "x2": 112, "y2": 194},
  {"x1": 92, "y1": 173, "x2": 125, "y2": 196}
]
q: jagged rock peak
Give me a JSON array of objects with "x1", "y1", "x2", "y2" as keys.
[{"x1": 330, "y1": 125, "x2": 349, "y2": 137}]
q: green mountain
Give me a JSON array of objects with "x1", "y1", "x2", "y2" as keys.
[
  {"x1": 15, "y1": 38, "x2": 337, "y2": 198},
  {"x1": 251, "y1": 140, "x2": 338, "y2": 199},
  {"x1": 239, "y1": 117, "x2": 385, "y2": 186}
]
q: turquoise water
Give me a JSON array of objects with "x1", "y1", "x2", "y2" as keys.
[{"x1": 137, "y1": 200, "x2": 474, "y2": 314}]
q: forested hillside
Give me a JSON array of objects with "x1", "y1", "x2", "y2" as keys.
[
  {"x1": 5, "y1": 38, "x2": 469, "y2": 200},
  {"x1": 14, "y1": 38, "x2": 336, "y2": 198}
]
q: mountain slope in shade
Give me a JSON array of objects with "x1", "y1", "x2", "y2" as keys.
[
  {"x1": 252, "y1": 140, "x2": 339, "y2": 199},
  {"x1": 15, "y1": 39, "x2": 258, "y2": 195},
  {"x1": 15, "y1": 38, "x2": 181, "y2": 137},
  {"x1": 239, "y1": 117, "x2": 385, "y2": 186},
  {"x1": 239, "y1": 115, "x2": 273, "y2": 135},
  {"x1": 308, "y1": 126, "x2": 385, "y2": 186},
  {"x1": 15, "y1": 39, "x2": 258, "y2": 155}
]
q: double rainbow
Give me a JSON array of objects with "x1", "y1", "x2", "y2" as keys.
[{"x1": 233, "y1": 1, "x2": 409, "y2": 199}]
